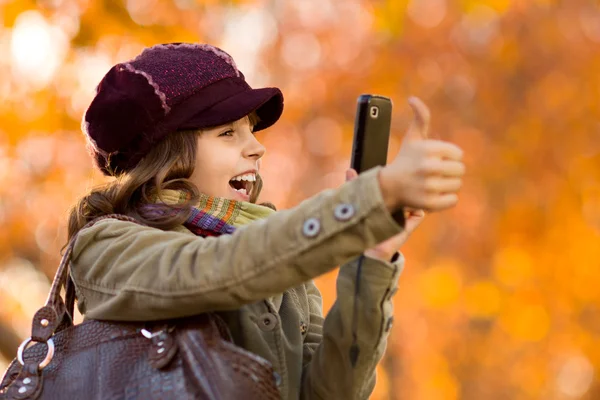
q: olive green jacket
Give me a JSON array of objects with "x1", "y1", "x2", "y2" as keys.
[{"x1": 70, "y1": 167, "x2": 405, "y2": 400}]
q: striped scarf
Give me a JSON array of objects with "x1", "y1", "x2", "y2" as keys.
[{"x1": 153, "y1": 190, "x2": 275, "y2": 237}]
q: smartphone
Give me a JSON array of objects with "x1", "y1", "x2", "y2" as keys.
[{"x1": 350, "y1": 95, "x2": 393, "y2": 173}]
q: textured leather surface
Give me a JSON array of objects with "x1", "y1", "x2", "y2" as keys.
[
  {"x1": 0, "y1": 215, "x2": 281, "y2": 400},
  {"x1": 3, "y1": 362, "x2": 42, "y2": 400},
  {"x1": 30, "y1": 307, "x2": 58, "y2": 343},
  {"x1": 1, "y1": 315, "x2": 280, "y2": 399}
]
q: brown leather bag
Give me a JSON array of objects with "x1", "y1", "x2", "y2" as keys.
[{"x1": 0, "y1": 215, "x2": 281, "y2": 400}]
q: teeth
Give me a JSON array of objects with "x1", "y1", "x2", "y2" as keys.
[
  {"x1": 234, "y1": 188, "x2": 247, "y2": 195},
  {"x1": 232, "y1": 173, "x2": 256, "y2": 182}
]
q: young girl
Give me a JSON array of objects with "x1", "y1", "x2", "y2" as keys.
[{"x1": 69, "y1": 43, "x2": 465, "y2": 399}]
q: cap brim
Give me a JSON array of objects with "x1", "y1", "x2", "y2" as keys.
[{"x1": 181, "y1": 87, "x2": 284, "y2": 132}]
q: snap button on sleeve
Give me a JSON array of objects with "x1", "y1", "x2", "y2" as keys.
[
  {"x1": 258, "y1": 313, "x2": 278, "y2": 332},
  {"x1": 302, "y1": 218, "x2": 321, "y2": 238},
  {"x1": 333, "y1": 203, "x2": 355, "y2": 221}
]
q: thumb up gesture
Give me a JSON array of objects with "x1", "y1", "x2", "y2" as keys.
[{"x1": 379, "y1": 97, "x2": 465, "y2": 213}]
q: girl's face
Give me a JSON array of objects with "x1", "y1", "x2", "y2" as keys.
[{"x1": 191, "y1": 115, "x2": 265, "y2": 202}]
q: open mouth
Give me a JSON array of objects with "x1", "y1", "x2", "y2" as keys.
[{"x1": 228, "y1": 172, "x2": 256, "y2": 197}]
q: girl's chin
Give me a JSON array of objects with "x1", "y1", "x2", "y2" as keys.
[{"x1": 229, "y1": 187, "x2": 250, "y2": 202}]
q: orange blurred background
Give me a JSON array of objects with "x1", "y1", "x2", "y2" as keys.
[{"x1": 1, "y1": 0, "x2": 600, "y2": 398}]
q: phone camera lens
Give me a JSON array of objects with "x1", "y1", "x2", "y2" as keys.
[{"x1": 370, "y1": 106, "x2": 379, "y2": 118}]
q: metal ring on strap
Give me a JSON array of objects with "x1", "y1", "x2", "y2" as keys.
[{"x1": 17, "y1": 337, "x2": 55, "y2": 369}]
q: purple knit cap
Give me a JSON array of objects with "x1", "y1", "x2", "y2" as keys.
[{"x1": 82, "y1": 43, "x2": 284, "y2": 176}]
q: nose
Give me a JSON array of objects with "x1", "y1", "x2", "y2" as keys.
[{"x1": 243, "y1": 133, "x2": 266, "y2": 160}]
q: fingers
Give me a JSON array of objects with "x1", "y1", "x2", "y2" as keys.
[
  {"x1": 405, "y1": 96, "x2": 430, "y2": 141},
  {"x1": 412, "y1": 209, "x2": 426, "y2": 217},
  {"x1": 385, "y1": 97, "x2": 465, "y2": 213},
  {"x1": 418, "y1": 159, "x2": 466, "y2": 178},
  {"x1": 405, "y1": 208, "x2": 425, "y2": 219},
  {"x1": 346, "y1": 168, "x2": 358, "y2": 182},
  {"x1": 426, "y1": 193, "x2": 459, "y2": 211},
  {"x1": 424, "y1": 177, "x2": 462, "y2": 193},
  {"x1": 422, "y1": 140, "x2": 464, "y2": 161},
  {"x1": 440, "y1": 160, "x2": 466, "y2": 178}
]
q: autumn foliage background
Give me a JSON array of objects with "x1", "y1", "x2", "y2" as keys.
[{"x1": 1, "y1": 0, "x2": 599, "y2": 398}]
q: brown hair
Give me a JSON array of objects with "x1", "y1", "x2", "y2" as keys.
[{"x1": 67, "y1": 113, "x2": 267, "y2": 242}]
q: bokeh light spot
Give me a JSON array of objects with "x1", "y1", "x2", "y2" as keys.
[
  {"x1": 420, "y1": 259, "x2": 463, "y2": 309},
  {"x1": 464, "y1": 280, "x2": 502, "y2": 319},
  {"x1": 281, "y1": 32, "x2": 322, "y2": 70},
  {"x1": 10, "y1": 10, "x2": 68, "y2": 90},
  {"x1": 408, "y1": 0, "x2": 447, "y2": 28}
]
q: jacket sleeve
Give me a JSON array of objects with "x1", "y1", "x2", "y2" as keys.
[
  {"x1": 70, "y1": 167, "x2": 404, "y2": 321},
  {"x1": 300, "y1": 254, "x2": 404, "y2": 400}
]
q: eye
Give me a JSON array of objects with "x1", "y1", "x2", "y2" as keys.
[{"x1": 218, "y1": 130, "x2": 234, "y2": 137}]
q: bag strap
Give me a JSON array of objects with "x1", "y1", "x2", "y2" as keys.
[
  {"x1": 54, "y1": 271, "x2": 76, "y2": 334},
  {"x1": 37, "y1": 214, "x2": 142, "y2": 340}
]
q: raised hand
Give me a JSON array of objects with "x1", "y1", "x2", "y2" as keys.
[
  {"x1": 378, "y1": 97, "x2": 465, "y2": 213},
  {"x1": 351, "y1": 97, "x2": 465, "y2": 261}
]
